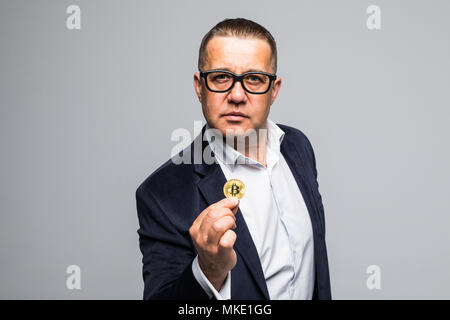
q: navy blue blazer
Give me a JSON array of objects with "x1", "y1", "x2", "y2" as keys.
[{"x1": 135, "y1": 123, "x2": 331, "y2": 300}]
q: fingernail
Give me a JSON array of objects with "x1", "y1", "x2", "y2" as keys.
[{"x1": 231, "y1": 197, "x2": 238, "y2": 205}]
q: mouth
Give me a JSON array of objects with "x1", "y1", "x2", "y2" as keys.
[{"x1": 223, "y1": 112, "x2": 249, "y2": 121}]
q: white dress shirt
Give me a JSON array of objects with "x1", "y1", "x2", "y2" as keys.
[{"x1": 192, "y1": 118, "x2": 315, "y2": 300}]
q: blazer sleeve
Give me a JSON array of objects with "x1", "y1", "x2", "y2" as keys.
[
  {"x1": 306, "y1": 137, "x2": 327, "y2": 237},
  {"x1": 135, "y1": 185, "x2": 210, "y2": 300}
]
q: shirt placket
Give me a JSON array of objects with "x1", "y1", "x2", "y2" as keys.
[{"x1": 266, "y1": 156, "x2": 298, "y2": 299}]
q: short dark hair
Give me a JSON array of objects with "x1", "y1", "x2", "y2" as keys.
[{"x1": 198, "y1": 18, "x2": 277, "y2": 73}]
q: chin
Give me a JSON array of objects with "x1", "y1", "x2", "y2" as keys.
[{"x1": 222, "y1": 124, "x2": 253, "y2": 136}]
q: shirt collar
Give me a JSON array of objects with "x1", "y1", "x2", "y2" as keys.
[{"x1": 204, "y1": 118, "x2": 285, "y2": 170}]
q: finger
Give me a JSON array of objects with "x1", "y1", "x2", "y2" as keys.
[
  {"x1": 192, "y1": 198, "x2": 239, "y2": 238},
  {"x1": 210, "y1": 198, "x2": 239, "y2": 220},
  {"x1": 212, "y1": 197, "x2": 239, "y2": 211},
  {"x1": 195, "y1": 207, "x2": 232, "y2": 239},
  {"x1": 199, "y1": 207, "x2": 235, "y2": 241},
  {"x1": 199, "y1": 198, "x2": 238, "y2": 226},
  {"x1": 194, "y1": 197, "x2": 238, "y2": 225},
  {"x1": 206, "y1": 215, "x2": 237, "y2": 245},
  {"x1": 230, "y1": 199, "x2": 240, "y2": 215},
  {"x1": 218, "y1": 229, "x2": 237, "y2": 251}
]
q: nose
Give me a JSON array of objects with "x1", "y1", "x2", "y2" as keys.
[{"x1": 228, "y1": 80, "x2": 247, "y2": 104}]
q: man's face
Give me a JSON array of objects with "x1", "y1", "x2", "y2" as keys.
[{"x1": 194, "y1": 36, "x2": 281, "y2": 136}]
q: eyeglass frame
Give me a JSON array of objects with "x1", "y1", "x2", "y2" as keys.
[{"x1": 199, "y1": 69, "x2": 277, "y2": 94}]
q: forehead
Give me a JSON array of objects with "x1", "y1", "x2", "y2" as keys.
[{"x1": 205, "y1": 36, "x2": 272, "y2": 73}]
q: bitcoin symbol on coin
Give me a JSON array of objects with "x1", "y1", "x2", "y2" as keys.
[
  {"x1": 223, "y1": 179, "x2": 245, "y2": 200},
  {"x1": 230, "y1": 183, "x2": 240, "y2": 197}
]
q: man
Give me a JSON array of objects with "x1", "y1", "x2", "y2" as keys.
[{"x1": 136, "y1": 18, "x2": 331, "y2": 300}]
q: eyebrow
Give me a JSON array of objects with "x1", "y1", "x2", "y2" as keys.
[{"x1": 211, "y1": 67, "x2": 269, "y2": 73}]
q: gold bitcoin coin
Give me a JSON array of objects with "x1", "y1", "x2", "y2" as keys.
[{"x1": 223, "y1": 179, "x2": 245, "y2": 200}]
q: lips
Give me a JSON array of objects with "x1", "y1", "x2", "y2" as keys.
[{"x1": 224, "y1": 112, "x2": 248, "y2": 121}]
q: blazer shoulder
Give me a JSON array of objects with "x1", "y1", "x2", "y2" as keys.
[
  {"x1": 136, "y1": 155, "x2": 194, "y2": 199},
  {"x1": 276, "y1": 123, "x2": 314, "y2": 150}
]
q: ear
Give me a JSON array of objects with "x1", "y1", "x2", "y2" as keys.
[
  {"x1": 269, "y1": 76, "x2": 282, "y2": 106},
  {"x1": 193, "y1": 72, "x2": 203, "y2": 103}
]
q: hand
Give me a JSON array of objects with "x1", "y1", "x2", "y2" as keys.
[{"x1": 189, "y1": 197, "x2": 239, "y2": 291}]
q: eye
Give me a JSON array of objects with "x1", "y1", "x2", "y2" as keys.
[
  {"x1": 211, "y1": 73, "x2": 232, "y2": 82},
  {"x1": 246, "y1": 74, "x2": 265, "y2": 83}
]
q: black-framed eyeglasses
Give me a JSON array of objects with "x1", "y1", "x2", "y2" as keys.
[{"x1": 200, "y1": 69, "x2": 277, "y2": 94}]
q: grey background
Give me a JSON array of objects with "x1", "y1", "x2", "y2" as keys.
[{"x1": 1, "y1": 0, "x2": 449, "y2": 299}]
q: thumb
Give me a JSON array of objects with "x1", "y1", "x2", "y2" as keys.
[{"x1": 230, "y1": 198, "x2": 239, "y2": 215}]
